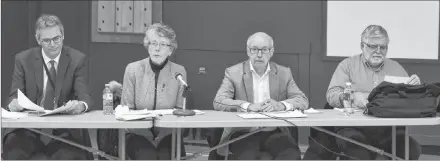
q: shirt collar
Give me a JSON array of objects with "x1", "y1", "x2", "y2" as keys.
[
  {"x1": 41, "y1": 48, "x2": 61, "y2": 65},
  {"x1": 249, "y1": 61, "x2": 271, "y2": 76},
  {"x1": 360, "y1": 53, "x2": 385, "y2": 72}
]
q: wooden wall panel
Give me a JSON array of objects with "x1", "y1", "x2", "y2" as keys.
[
  {"x1": 115, "y1": 1, "x2": 133, "y2": 33},
  {"x1": 97, "y1": 1, "x2": 115, "y2": 32},
  {"x1": 92, "y1": 1, "x2": 161, "y2": 43},
  {"x1": 134, "y1": 1, "x2": 152, "y2": 33}
]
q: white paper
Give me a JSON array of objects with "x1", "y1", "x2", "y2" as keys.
[
  {"x1": 150, "y1": 109, "x2": 205, "y2": 115},
  {"x1": 333, "y1": 107, "x2": 363, "y2": 113},
  {"x1": 304, "y1": 108, "x2": 322, "y2": 114},
  {"x1": 237, "y1": 110, "x2": 308, "y2": 119},
  {"x1": 17, "y1": 89, "x2": 45, "y2": 112},
  {"x1": 39, "y1": 106, "x2": 68, "y2": 117},
  {"x1": 115, "y1": 105, "x2": 150, "y2": 116},
  {"x1": 384, "y1": 75, "x2": 410, "y2": 84},
  {"x1": 193, "y1": 110, "x2": 205, "y2": 115},
  {"x1": 115, "y1": 114, "x2": 153, "y2": 121},
  {"x1": 149, "y1": 109, "x2": 174, "y2": 115},
  {"x1": 114, "y1": 105, "x2": 205, "y2": 121},
  {"x1": 114, "y1": 105, "x2": 150, "y2": 121},
  {"x1": 333, "y1": 108, "x2": 344, "y2": 112},
  {"x1": 114, "y1": 105, "x2": 156, "y2": 121},
  {"x1": 2, "y1": 107, "x2": 28, "y2": 119},
  {"x1": 116, "y1": 116, "x2": 150, "y2": 121}
]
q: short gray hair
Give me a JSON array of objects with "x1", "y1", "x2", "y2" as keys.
[
  {"x1": 35, "y1": 14, "x2": 64, "y2": 40},
  {"x1": 361, "y1": 25, "x2": 389, "y2": 43},
  {"x1": 145, "y1": 22, "x2": 178, "y2": 51},
  {"x1": 246, "y1": 32, "x2": 274, "y2": 47}
]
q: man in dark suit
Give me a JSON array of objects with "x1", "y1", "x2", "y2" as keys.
[
  {"x1": 3, "y1": 14, "x2": 92, "y2": 160},
  {"x1": 213, "y1": 32, "x2": 309, "y2": 160}
]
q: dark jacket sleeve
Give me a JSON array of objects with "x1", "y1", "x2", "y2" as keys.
[
  {"x1": 8, "y1": 54, "x2": 26, "y2": 110},
  {"x1": 73, "y1": 54, "x2": 93, "y2": 112}
]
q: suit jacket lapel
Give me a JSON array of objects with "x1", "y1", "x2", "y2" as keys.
[
  {"x1": 34, "y1": 49, "x2": 44, "y2": 93},
  {"x1": 55, "y1": 47, "x2": 70, "y2": 103},
  {"x1": 243, "y1": 61, "x2": 254, "y2": 102},
  {"x1": 269, "y1": 62, "x2": 279, "y2": 101}
]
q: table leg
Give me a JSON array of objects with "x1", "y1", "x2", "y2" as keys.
[
  {"x1": 405, "y1": 126, "x2": 409, "y2": 160},
  {"x1": 176, "y1": 128, "x2": 182, "y2": 160},
  {"x1": 1, "y1": 128, "x2": 5, "y2": 154},
  {"x1": 88, "y1": 129, "x2": 99, "y2": 160},
  {"x1": 311, "y1": 126, "x2": 403, "y2": 160},
  {"x1": 172, "y1": 128, "x2": 176, "y2": 159},
  {"x1": 392, "y1": 126, "x2": 396, "y2": 160},
  {"x1": 119, "y1": 129, "x2": 126, "y2": 160}
]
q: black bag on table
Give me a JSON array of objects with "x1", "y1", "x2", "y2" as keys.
[{"x1": 365, "y1": 81, "x2": 440, "y2": 118}]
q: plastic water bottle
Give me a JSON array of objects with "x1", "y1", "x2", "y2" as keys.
[
  {"x1": 343, "y1": 82, "x2": 354, "y2": 115},
  {"x1": 103, "y1": 84, "x2": 114, "y2": 115}
]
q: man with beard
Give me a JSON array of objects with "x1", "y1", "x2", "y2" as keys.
[{"x1": 304, "y1": 25, "x2": 422, "y2": 160}]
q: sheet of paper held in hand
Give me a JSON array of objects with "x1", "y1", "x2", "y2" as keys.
[
  {"x1": 237, "y1": 110, "x2": 308, "y2": 119},
  {"x1": 17, "y1": 89, "x2": 68, "y2": 116},
  {"x1": 384, "y1": 75, "x2": 410, "y2": 84},
  {"x1": 17, "y1": 89, "x2": 45, "y2": 111}
]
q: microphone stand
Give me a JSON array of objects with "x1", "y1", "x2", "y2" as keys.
[{"x1": 173, "y1": 85, "x2": 196, "y2": 116}]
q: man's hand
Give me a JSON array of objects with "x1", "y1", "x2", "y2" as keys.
[
  {"x1": 8, "y1": 99, "x2": 24, "y2": 112},
  {"x1": 63, "y1": 100, "x2": 86, "y2": 115},
  {"x1": 406, "y1": 74, "x2": 421, "y2": 85},
  {"x1": 261, "y1": 99, "x2": 286, "y2": 112},
  {"x1": 108, "y1": 80, "x2": 122, "y2": 97},
  {"x1": 352, "y1": 92, "x2": 369, "y2": 109},
  {"x1": 248, "y1": 103, "x2": 263, "y2": 112}
]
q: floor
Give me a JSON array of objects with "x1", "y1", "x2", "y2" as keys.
[{"x1": 183, "y1": 139, "x2": 440, "y2": 160}]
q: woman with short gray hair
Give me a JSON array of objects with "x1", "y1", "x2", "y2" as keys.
[{"x1": 121, "y1": 22, "x2": 187, "y2": 160}]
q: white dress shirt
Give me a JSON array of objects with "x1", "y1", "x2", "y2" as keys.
[
  {"x1": 40, "y1": 49, "x2": 88, "y2": 111},
  {"x1": 240, "y1": 62, "x2": 293, "y2": 111},
  {"x1": 240, "y1": 62, "x2": 293, "y2": 131}
]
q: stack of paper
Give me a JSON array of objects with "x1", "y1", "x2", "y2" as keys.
[
  {"x1": 114, "y1": 105, "x2": 206, "y2": 121},
  {"x1": 149, "y1": 109, "x2": 205, "y2": 115},
  {"x1": 2, "y1": 107, "x2": 28, "y2": 119},
  {"x1": 237, "y1": 110, "x2": 307, "y2": 119},
  {"x1": 114, "y1": 105, "x2": 153, "y2": 121}
]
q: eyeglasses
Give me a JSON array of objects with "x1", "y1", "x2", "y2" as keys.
[
  {"x1": 363, "y1": 42, "x2": 388, "y2": 51},
  {"x1": 248, "y1": 47, "x2": 273, "y2": 55},
  {"x1": 41, "y1": 35, "x2": 63, "y2": 45},
  {"x1": 147, "y1": 41, "x2": 171, "y2": 49}
]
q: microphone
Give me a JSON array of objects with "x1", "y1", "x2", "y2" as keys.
[
  {"x1": 173, "y1": 72, "x2": 195, "y2": 116},
  {"x1": 175, "y1": 73, "x2": 188, "y2": 87}
]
